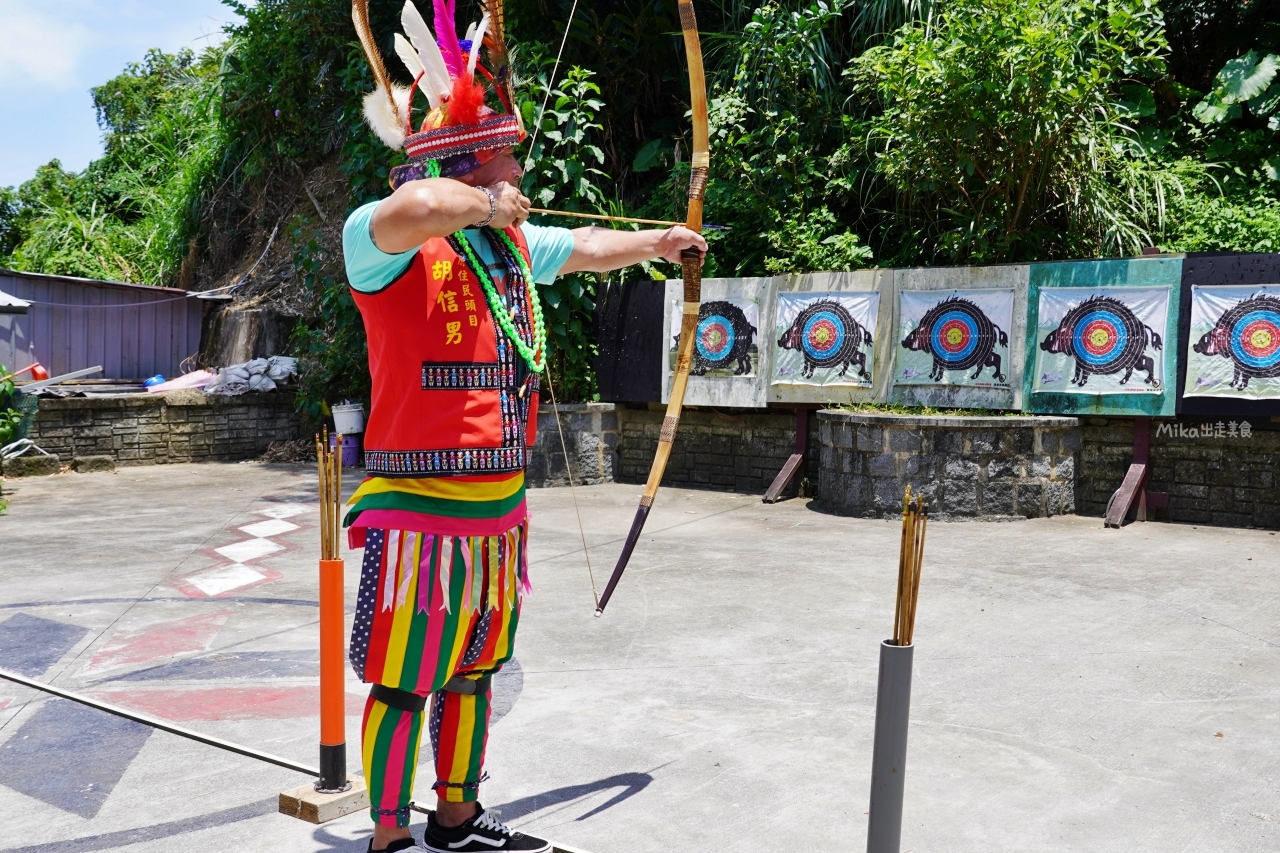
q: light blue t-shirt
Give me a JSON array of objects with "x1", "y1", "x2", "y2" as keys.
[{"x1": 342, "y1": 200, "x2": 574, "y2": 293}]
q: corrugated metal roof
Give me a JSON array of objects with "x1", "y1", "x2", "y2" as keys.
[
  {"x1": 0, "y1": 289, "x2": 30, "y2": 313},
  {"x1": 0, "y1": 267, "x2": 190, "y2": 296}
]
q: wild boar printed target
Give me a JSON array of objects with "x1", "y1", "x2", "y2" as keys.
[
  {"x1": 772, "y1": 292, "x2": 880, "y2": 387},
  {"x1": 1033, "y1": 286, "x2": 1170, "y2": 395},
  {"x1": 696, "y1": 310, "x2": 736, "y2": 364},
  {"x1": 1186, "y1": 285, "x2": 1280, "y2": 399},
  {"x1": 1071, "y1": 303, "x2": 1136, "y2": 371},
  {"x1": 897, "y1": 289, "x2": 1013, "y2": 388},
  {"x1": 670, "y1": 298, "x2": 759, "y2": 378},
  {"x1": 794, "y1": 302, "x2": 864, "y2": 376}
]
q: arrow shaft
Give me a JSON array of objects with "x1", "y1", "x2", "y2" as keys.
[{"x1": 529, "y1": 208, "x2": 727, "y2": 231}]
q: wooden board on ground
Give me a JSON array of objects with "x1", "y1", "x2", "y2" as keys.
[{"x1": 279, "y1": 778, "x2": 370, "y2": 824}]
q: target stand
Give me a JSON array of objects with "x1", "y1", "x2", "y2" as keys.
[
  {"x1": 763, "y1": 405, "x2": 819, "y2": 503},
  {"x1": 1103, "y1": 417, "x2": 1168, "y2": 528}
]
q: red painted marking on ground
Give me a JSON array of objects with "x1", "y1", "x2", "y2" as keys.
[
  {"x1": 0, "y1": 698, "x2": 10, "y2": 711},
  {"x1": 83, "y1": 610, "x2": 232, "y2": 674},
  {"x1": 88, "y1": 687, "x2": 367, "y2": 721}
]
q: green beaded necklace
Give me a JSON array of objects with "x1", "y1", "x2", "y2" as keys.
[{"x1": 450, "y1": 228, "x2": 547, "y2": 374}]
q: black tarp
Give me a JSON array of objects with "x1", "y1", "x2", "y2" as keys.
[{"x1": 593, "y1": 280, "x2": 664, "y2": 403}]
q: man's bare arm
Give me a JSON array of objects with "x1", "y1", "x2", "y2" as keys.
[
  {"x1": 370, "y1": 178, "x2": 531, "y2": 254},
  {"x1": 558, "y1": 225, "x2": 708, "y2": 275}
]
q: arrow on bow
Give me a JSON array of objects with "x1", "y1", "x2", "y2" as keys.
[{"x1": 595, "y1": 0, "x2": 709, "y2": 616}]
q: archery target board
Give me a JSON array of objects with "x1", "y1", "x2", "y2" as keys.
[
  {"x1": 662, "y1": 277, "x2": 774, "y2": 408},
  {"x1": 773, "y1": 291, "x2": 879, "y2": 388},
  {"x1": 1185, "y1": 284, "x2": 1280, "y2": 400},
  {"x1": 1033, "y1": 286, "x2": 1170, "y2": 396},
  {"x1": 896, "y1": 289, "x2": 1014, "y2": 389},
  {"x1": 669, "y1": 298, "x2": 760, "y2": 378}
]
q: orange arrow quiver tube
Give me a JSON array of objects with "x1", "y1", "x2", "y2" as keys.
[{"x1": 316, "y1": 432, "x2": 350, "y2": 793}]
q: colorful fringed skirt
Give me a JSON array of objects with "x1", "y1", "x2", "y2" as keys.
[{"x1": 348, "y1": 524, "x2": 530, "y2": 689}]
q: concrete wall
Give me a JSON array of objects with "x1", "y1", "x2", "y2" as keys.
[
  {"x1": 617, "y1": 405, "x2": 818, "y2": 497},
  {"x1": 814, "y1": 410, "x2": 1081, "y2": 519},
  {"x1": 27, "y1": 390, "x2": 299, "y2": 465},
  {"x1": 527, "y1": 403, "x2": 619, "y2": 487},
  {"x1": 1077, "y1": 418, "x2": 1280, "y2": 528}
]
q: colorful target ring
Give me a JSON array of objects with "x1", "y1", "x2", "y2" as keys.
[
  {"x1": 930, "y1": 310, "x2": 979, "y2": 364},
  {"x1": 1071, "y1": 310, "x2": 1128, "y2": 368},
  {"x1": 696, "y1": 315, "x2": 735, "y2": 363},
  {"x1": 1230, "y1": 310, "x2": 1280, "y2": 370},
  {"x1": 801, "y1": 310, "x2": 847, "y2": 360}
]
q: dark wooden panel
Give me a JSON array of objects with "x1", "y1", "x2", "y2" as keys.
[
  {"x1": 1177, "y1": 252, "x2": 1280, "y2": 419},
  {"x1": 594, "y1": 280, "x2": 665, "y2": 403}
]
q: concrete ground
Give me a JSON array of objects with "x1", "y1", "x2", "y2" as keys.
[{"x1": 0, "y1": 463, "x2": 1277, "y2": 852}]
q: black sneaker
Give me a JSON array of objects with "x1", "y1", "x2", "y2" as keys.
[
  {"x1": 421, "y1": 805, "x2": 551, "y2": 852},
  {"x1": 368, "y1": 837, "x2": 423, "y2": 853}
]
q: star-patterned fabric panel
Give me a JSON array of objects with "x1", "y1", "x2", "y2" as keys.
[{"x1": 352, "y1": 525, "x2": 526, "y2": 823}]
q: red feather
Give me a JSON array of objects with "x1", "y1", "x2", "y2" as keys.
[{"x1": 447, "y1": 76, "x2": 485, "y2": 127}]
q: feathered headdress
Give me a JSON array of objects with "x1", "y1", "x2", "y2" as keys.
[{"x1": 352, "y1": 0, "x2": 524, "y2": 187}]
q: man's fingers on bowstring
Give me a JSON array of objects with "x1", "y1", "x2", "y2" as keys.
[{"x1": 488, "y1": 182, "x2": 529, "y2": 229}]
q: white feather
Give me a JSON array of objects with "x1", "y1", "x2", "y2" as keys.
[
  {"x1": 394, "y1": 33, "x2": 440, "y2": 108},
  {"x1": 401, "y1": 1, "x2": 452, "y2": 102},
  {"x1": 466, "y1": 13, "x2": 489, "y2": 80},
  {"x1": 362, "y1": 85, "x2": 411, "y2": 149},
  {"x1": 464, "y1": 22, "x2": 477, "y2": 43},
  {"x1": 394, "y1": 33, "x2": 426, "y2": 80}
]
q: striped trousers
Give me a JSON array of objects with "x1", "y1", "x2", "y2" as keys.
[{"x1": 349, "y1": 525, "x2": 528, "y2": 828}]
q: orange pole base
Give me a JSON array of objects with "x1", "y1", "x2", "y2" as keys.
[{"x1": 318, "y1": 558, "x2": 346, "y2": 748}]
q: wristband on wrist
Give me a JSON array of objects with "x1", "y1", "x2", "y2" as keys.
[{"x1": 474, "y1": 186, "x2": 497, "y2": 228}]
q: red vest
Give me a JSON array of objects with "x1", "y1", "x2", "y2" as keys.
[{"x1": 352, "y1": 226, "x2": 540, "y2": 477}]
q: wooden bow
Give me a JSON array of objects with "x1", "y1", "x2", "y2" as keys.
[{"x1": 595, "y1": 0, "x2": 709, "y2": 615}]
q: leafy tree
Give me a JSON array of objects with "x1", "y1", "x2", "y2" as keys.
[
  {"x1": 521, "y1": 66, "x2": 611, "y2": 401},
  {"x1": 0, "y1": 188, "x2": 19, "y2": 260},
  {"x1": 849, "y1": 0, "x2": 1193, "y2": 263},
  {"x1": 3, "y1": 50, "x2": 223, "y2": 283},
  {"x1": 1192, "y1": 50, "x2": 1280, "y2": 177},
  {"x1": 695, "y1": 0, "x2": 872, "y2": 275}
]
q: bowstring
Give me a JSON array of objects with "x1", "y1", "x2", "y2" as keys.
[
  {"x1": 521, "y1": 0, "x2": 580, "y2": 174},
  {"x1": 542, "y1": 364, "x2": 600, "y2": 609},
  {"x1": 524, "y1": 0, "x2": 598, "y2": 608}
]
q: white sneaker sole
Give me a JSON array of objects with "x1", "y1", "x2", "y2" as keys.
[{"x1": 420, "y1": 838, "x2": 551, "y2": 853}]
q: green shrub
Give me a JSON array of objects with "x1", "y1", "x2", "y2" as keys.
[
  {"x1": 0, "y1": 366, "x2": 22, "y2": 447},
  {"x1": 849, "y1": 0, "x2": 1181, "y2": 264}
]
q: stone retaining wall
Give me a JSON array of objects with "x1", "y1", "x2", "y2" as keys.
[
  {"x1": 1078, "y1": 418, "x2": 1280, "y2": 528},
  {"x1": 526, "y1": 403, "x2": 619, "y2": 487},
  {"x1": 26, "y1": 390, "x2": 299, "y2": 465},
  {"x1": 617, "y1": 406, "x2": 818, "y2": 496},
  {"x1": 815, "y1": 410, "x2": 1081, "y2": 519}
]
